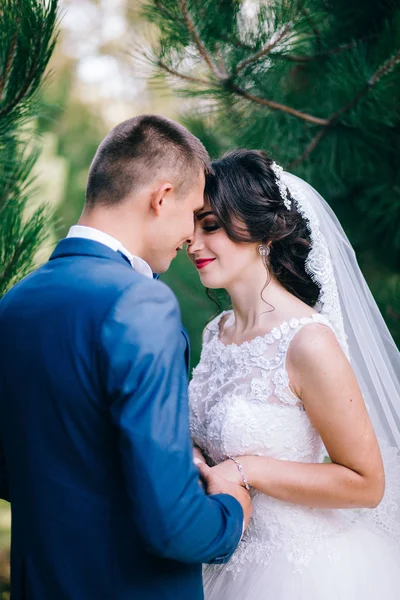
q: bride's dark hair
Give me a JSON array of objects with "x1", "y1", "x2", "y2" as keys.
[{"x1": 204, "y1": 149, "x2": 320, "y2": 307}]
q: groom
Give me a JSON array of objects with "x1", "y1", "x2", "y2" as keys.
[{"x1": 0, "y1": 115, "x2": 251, "y2": 599}]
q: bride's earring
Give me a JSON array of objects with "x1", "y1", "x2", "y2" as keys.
[{"x1": 258, "y1": 245, "x2": 270, "y2": 258}]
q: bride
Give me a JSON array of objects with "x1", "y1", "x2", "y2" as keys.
[{"x1": 187, "y1": 149, "x2": 400, "y2": 599}]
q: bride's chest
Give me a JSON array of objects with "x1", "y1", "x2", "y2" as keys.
[{"x1": 189, "y1": 354, "x2": 324, "y2": 465}]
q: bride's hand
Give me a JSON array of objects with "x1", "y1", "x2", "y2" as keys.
[{"x1": 211, "y1": 459, "x2": 244, "y2": 487}]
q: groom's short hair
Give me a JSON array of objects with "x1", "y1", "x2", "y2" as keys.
[{"x1": 85, "y1": 115, "x2": 211, "y2": 207}]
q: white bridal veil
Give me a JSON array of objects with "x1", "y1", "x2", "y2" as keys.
[{"x1": 280, "y1": 171, "x2": 400, "y2": 542}]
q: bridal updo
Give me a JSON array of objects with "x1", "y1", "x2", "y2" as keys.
[{"x1": 204, "y1": 149, "x2": 320, "y2": 307}]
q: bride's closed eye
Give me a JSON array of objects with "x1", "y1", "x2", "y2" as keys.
[{"x1": 203, "y1": 222, "x2": 220, "y2": 233}]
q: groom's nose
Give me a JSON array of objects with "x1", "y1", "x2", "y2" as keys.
[{"x1": 184, "y1": 237, "x2": 194, "y2": 252}]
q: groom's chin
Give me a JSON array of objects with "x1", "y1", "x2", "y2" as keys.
[
  {"x1": 158, "y1": 249, "x2": 184, "y2": 274},
  {"x1": 156, "y1": 265, "x2": 170, "y2": 275},
  {"x1": 154, "y1": 258, "x2": 173, "y2": 275}
]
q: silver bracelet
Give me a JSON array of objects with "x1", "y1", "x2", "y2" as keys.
[{"x1": 228, "y1": 456, "x2": 250, "y2": 491}]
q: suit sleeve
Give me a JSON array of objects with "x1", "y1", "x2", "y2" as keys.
[
  {"x1": 0, "y1": 440, "x2": 10, "y2": 502},
  {"x1": 100, "y1": 280, "x2": 243, "y2": 564}
]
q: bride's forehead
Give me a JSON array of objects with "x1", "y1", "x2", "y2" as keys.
[
  {"x1": 195, "y1": 201, "x2": 214, "y2": 221},
  {"x1": 201, "y1": 198, "x2": 211, "y2": 212}
]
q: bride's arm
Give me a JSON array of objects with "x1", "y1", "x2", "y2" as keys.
[{"x1": 213, "y1": 324, "x2": 385, "y2": 509}]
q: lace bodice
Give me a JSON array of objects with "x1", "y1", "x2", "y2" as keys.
[
  {"x1": 190, "y1": 311, "x2": 329, "y2": 465},
  {"x1": 189, "y1": 311, "x2": 355, "y2": 574}
]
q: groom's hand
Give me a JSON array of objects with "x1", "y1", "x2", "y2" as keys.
[
  {"x1": 196, "y1": 461, "x2": 252, "y2": 531},
  {"x1": 193, "y1": 445, "x2": 207, "y2": 465}
]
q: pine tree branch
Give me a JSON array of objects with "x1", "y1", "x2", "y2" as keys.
[
  {"x1": 227, "y1": 82, "x2": 329, "y2": 125},
  {"x1": 153, "y1": 2, "x2": 327, "y2": 126},
  {"x1": 214, "y1": 44, "x2": 228, "y2": 78},
  {"x1": 273, "y1": 38, "x2": 368, "y2": 63},
  {"x1": 369, "y1": 48, "x2": 400, "y2": 86},
  {"x1": 300, "y1": 5, "x2": 322, "y2": 55},
  {"x1": 171, "y1": 1, "x2": 329, "y2": 126},
  {"x1": 289, "y1": 128, "x2": 328, "y2": 168},
  {"x1": 329, "y1": 48, "x2": 400, "y2": 125},
  {"x1": 0, "y1": 0, "x2": 58, "y2": 296},
  {"x1": 0, "y1": 0, "x2": 58, "y2": 120},
  {"x1": 273, "y1": 52, "x2": 312, "y2": 63},
  {"x1": 157, "y1": 59, "x2": 209, "y2": 85},
  {"x1": 153, "y1": 2, "x2": 399, "y2": 169},
  {"x1": 327, "y1": 38, "x2": 372, "y2": 58},
  {"x1": 0, "y1": 36, "x2": 40, "y2": 119},
  {"x1": 233, "y1": 23, "x2": 293, "y2": 75},
  {"x1": 290, "y1": 48, "x2": 400, "y2": 167},
  {"x1": 231, "y1": 0, "x2": 321, "y2": 75},
  {"x1": 179, "y1": 0, "x2": 223, "y2": 79},
  {"x1": 0, "y1": 240, "x2": 24, "y2": 291},
  {"x1": 0, "y1": 27, "x2": 19, "y2": 99}
]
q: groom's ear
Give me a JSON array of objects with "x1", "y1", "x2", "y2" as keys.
[{"x1": 149, "y1": 182, "x2": 174, "y2": 216}]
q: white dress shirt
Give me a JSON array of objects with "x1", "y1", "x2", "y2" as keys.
[{"x1": 67, "y1": 225, "x2": 153, "y2": 280}]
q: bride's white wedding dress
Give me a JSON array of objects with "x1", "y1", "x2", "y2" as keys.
[{"x1": 189, "y1": 310, "x2": 400, "y2": 600}]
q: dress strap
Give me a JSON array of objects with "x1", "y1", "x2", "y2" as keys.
[
  {"x1": 280, "y1": 313, "x2": 338, "y2": 367},
  {"x1": 202, "y1": 310, "x2": 231, "y2": 345},
  {"x1": 272, "y1": 313, "x2": 338, "y2": 408}
]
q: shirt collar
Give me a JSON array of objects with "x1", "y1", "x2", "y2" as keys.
[{"x1": 66, "y1": 225, "x2": 153, "y2": 280}]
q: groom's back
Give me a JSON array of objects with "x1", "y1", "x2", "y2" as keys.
[{"x1": 0, "y1": 248, "x2": 202, "y2": 600}]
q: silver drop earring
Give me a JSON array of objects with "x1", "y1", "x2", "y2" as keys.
[{"x1": 258, "y1": 245, "x2": 270, "y2": 257}]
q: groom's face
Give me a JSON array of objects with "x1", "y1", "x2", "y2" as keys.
[{"x1": 148, "y1": 171, "x2": 205, "y2": 273}]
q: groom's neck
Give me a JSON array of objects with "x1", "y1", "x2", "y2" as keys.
[{"x1": 78, "y1": 205, "x2": 146, "y2": 259}]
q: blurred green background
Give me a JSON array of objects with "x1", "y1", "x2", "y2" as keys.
[
  {"x1": 30, "y1": 0, "x2": 400, "y2": 368},
  {"x1": 0, "y1": 0, "x2": 399, "y2": 594}
]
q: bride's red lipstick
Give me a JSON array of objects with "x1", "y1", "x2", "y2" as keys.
[{"x1": 195, "y1": 258, "x2": 216, "y2": 270}]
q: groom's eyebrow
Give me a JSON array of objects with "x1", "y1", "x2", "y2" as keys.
[{"x1": 196, "y1": 211, "x2": 213, "y2": 220}]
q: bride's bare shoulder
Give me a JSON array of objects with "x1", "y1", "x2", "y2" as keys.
[
  {"x1": 287, "y1": 320, "x2": 349, "y2": 397},
  {"x1": 288, "y1": 319, "x2": 343, "y2": 365}
]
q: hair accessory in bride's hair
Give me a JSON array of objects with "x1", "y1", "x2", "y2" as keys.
[{"x1": 271, "y1": 161, "x2": 292, "y2": 211}]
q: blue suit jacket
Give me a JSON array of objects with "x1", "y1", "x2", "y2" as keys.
[{"x1": 0, "y1": 239, "x2": 243, "y2": 599}]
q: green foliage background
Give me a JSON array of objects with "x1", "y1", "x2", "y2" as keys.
[
  {"x1": 0, "y1": 0, "x2": 400, "y2": 592},
  {"x1": 143, "y1": 0, "x2": 400, "y2": 364},
  {"x1": 0, "y1": 0, "x2": 58, "y2": 298},
  {"x1": 28, "y1": 0, "x2": 400, "y2": 369}
]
